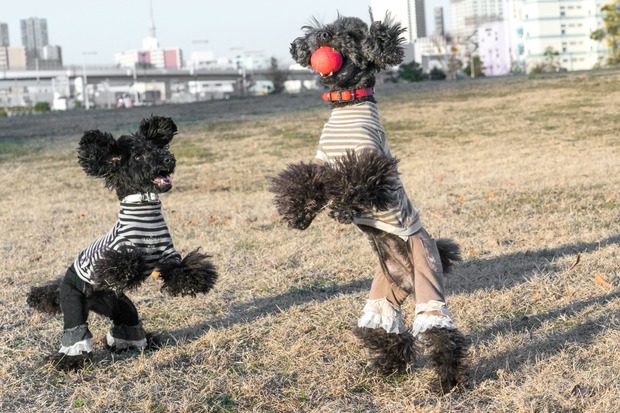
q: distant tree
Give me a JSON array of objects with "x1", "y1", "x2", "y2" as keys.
[
  {"x1": 34, "y1": 102, "x2": 51, "y2": 112},
  {"x1": 431, "y1": 34, "x2": 462, "y2": 80},
  {"x1": 429, "y1": 67, "x2": 446, "y2": 80},
  {"x1": 398, "y1": 61, "x2": 427, "y2": 82},
  {"x1": 510, "y1": 61, "x2": 525, "y2": 75},
  {"x1": 446, "y1": 45, "x2": 463, "y2": 80},
  {"x1": 265, "y1": 57, "x2": 289, "y2": 94},
  {"x1": 530, "y1": 47, "x2": 562, "y2": 73},
  {"x1": 590, "y1": 0, "x2": 620, "y2": 65},
  {"x1": 463, "y1": 56, "x2": 485, "y2": 77}
]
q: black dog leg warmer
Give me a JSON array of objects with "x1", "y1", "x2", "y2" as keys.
[
  {"x1": 419, "y1": 326, "x2": 470, "y2": 393},
  {"x1": 353, "y1": 326, "x2": 417, "y2": 374}
]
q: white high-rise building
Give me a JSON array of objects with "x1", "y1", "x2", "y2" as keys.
[
  {"x1": 521, "y1": 0, "x2": 607, "y2": 71},
  {"x1": 451, "y1": 0, "x2": 504, "y2": 38},
  {"x1": 371, "y1": 0, "x2": 427, "y2": 43}
]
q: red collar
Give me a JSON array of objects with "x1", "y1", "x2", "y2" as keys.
[{"x1": 322, "y1": 87, "x2": 375, "y2": 103}]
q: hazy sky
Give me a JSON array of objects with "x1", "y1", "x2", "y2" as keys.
[{"x1": 3, "y1": 0, "x2": 449, "y2": 66}]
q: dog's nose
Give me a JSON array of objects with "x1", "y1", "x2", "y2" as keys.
[
  {"x1": 163, "y1": 156, "x2": 175, "y2": 167},
  {"x1": 317, "y1": 31, "x2": 332, "y2": 43}
]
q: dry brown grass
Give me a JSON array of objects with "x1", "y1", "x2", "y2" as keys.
[{"x1": 2, "y1": 70, "x2": 620, "y2": 412}]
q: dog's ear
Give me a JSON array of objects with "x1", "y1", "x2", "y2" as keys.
[
  {"x1": 363, "y1": 13, "x2": 406, "y2": 69},
  {"x1": 77, "y1": 130, "x2": 121, "y2": 177},
  {"x1": 290, "y1": 35, "x2": 313, "y2": 67},
  {"x1": 138, "y1": 116, "x2": 177, "y2": 147}
]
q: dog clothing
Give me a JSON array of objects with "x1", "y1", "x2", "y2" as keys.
[
  {"x1": 315, "y1": 102, "x2": 453, "y2": 335},
  {"x1": 74, "y1": 199, "x2": 181, "y2": 284},
  {"x1": 316, "y1": 101, "x2": 422, "y2": 241},
  {"x1": 59, "y1": 197, "x2": 180, "y2": 355}
]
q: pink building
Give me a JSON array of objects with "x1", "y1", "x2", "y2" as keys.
[{"x1": 477, "y1": 21, "x2": 512, "y2": 76}]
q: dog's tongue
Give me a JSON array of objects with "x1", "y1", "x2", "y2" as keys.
[{"x1": 153, "y1": 177, "x2": 172, "y2": 188}]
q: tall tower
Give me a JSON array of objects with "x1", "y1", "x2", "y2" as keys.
[
  {"x1": 149, "y1": 0, "x2": 157, "y2": 38},
  {"x1": 143, "y1": 0, "x2": 160, "y2": 50}
]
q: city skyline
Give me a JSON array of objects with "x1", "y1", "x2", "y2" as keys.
[{"x1": 2, "y1": 0, "x2": 449, "y2": 67}]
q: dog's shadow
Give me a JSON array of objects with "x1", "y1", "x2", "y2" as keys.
[
  {"x1": 147, "y1": 277, "x2": 371, "y2": 347},
  {"x1": 453, "y1": 233, "x2": 620, "y2": 383},
  {"x1": 131, "y1": 234, "x2": 620, "y2": 380},
  {"x1": 450, "y1": 233, "x2": 620, "y2": 294},
  {"x1": 471, "y1": 290, "x2": 620, "y2": 381}
]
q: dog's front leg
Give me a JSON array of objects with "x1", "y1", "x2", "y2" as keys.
[
  {"x1": 155, "y1": 250, "x2": 218, "y2": 297},
  {"x1": 93, "y1": 245, "x2": 149, "y2": 291},
  {"x1": 326, "y1": 150, "x2": 401, "y2": 224},
  {"x1": 269, "y1": 162, "x2": 334, "y2": 230}
]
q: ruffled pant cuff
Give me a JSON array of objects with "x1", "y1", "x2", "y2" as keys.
[{"x1": 357, "y1": 298, "x2": 407, "y2": 334}]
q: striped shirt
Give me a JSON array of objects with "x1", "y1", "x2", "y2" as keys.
[
  {"x1": 73, "y1": 201, "x2": 181, "y2": 284},
  {"x1": 316, "y1": 102, "x2": 422, "y2": 240}
]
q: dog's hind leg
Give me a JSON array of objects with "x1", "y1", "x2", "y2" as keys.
[{"x1": 353, "y1": 227, "x2": 419, "y2": 374}]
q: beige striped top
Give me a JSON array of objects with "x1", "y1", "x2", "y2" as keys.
[{"x1": 316, "y1": 102, "x2": 422, "y2": 240}]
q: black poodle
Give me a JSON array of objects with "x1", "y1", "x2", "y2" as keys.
[
  {"x1": 271, "y1": 12, "x2": 469, "y2": 393},
  {"x1": 27, "y1": 116, "x2": 218, "y2": 371}
]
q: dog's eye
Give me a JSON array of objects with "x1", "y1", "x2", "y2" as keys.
[{"x1": 135, "y1": 155, "x2": 145, "y2": 162}]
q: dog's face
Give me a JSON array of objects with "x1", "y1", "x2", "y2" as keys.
[
  {"x1": 77, "y1": 116, "x2": 178, "y2": 200},
  {"x1": 290, "y1": 14, "x2": 405, "y2": 90}
]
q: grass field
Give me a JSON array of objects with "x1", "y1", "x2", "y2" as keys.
[{"x1": 1, "y1": 70, "x2": 620, "y2": 412}]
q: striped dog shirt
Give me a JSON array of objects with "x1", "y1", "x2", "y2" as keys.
[
  {"x1": 316, "y1": 102, "x2": 422, "y2": 240},
  {"x1": 73, "y1": 199, "x2": 181, "y2": 284}
]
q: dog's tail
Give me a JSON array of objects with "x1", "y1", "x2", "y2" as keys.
[
  {"x1": 436, "y1": 238, "x2": 461, "y2": 274},
  {"x1": 26, "y1": 277, "x2": 63, "y2": 315}
]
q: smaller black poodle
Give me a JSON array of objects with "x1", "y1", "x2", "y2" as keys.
[
  {"x1": 271, "y1": 12, "x2": 469, "y2": 393},
  {"x1": 27, "y1": 116, "x2": 218, "y2": 371}
]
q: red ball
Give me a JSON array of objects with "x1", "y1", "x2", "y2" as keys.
[{"x1": 310, "y1": 46, "x2": 343, "y2": 76}]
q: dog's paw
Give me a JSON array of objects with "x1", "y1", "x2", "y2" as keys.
[
  {"x1": 158, "y1": 251, "x2": 218, "y2": 297},
  {"x1": 44, "y1": 351, "x2": 93, "y2": 372},
  {"x1": 328, "y1": 207, "x2": 358, "y2": 225}
]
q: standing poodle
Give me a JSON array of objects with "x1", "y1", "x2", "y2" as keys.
[
  {"x1": 27, "y1": 116, "x2": 218, "y2": 371},
  {"x1": 270, "y1": 12, "x2": 469, "y2": 392}
]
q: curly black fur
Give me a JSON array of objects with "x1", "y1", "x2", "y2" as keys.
[
  {"x1": 138, "y1": 115, "x2": 177, "y2": 148},
  {"x1": 158, "y1": 250, "x2": 218, "y2": 297},
  {"x1": 77, "y1": 130, "x2": 120, "y2": 178},
  {"x1": 92, "y1": 245, "x2": 149, "y2": 291},
  {"x1": 353, "y1": 326, "x2": 417, "y2": 374},
  {"x1": 326, "y1": 150, "x2": 400, "y2": 224},
  {"x1": 269, "y1": 162, "x2": 334, "y2": 230},
  {"x1": 435, "y1": 238, "x2": 462, "y2": 274},
  {"x1": 423, "y1": 327, "x2": 470, "y2": 394},
  {"x1": 290, "y1": 12, "x2": 405, "y2": 107},
  {"x1": 78, "y1": 115, "x2": 177, "y2": 200},
  {"x1": 27, "y1": 278, "x2": 62, "y2": 315}
]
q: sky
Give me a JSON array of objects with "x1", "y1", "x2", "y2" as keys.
[{"x1": 2, "y1": 0, "x2": 450, "y2": 66}]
